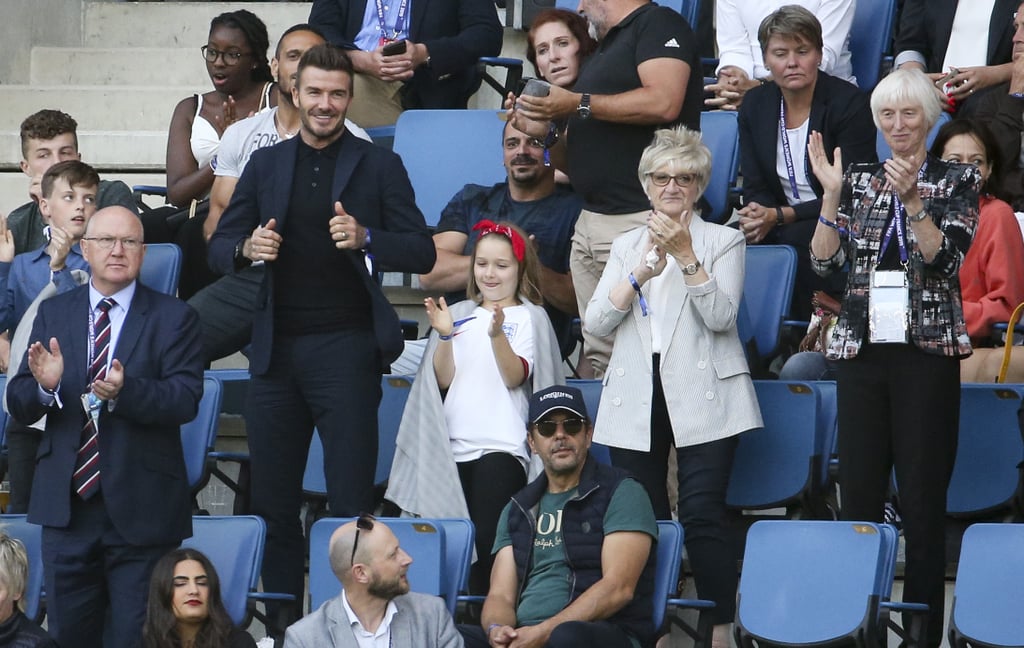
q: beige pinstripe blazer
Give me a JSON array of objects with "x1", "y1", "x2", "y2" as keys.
[{"x1": 585, "y1": 216, "x2": 763, "y2": 451}]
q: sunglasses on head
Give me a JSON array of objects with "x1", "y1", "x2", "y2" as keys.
[
  {"x1": 351, "y1": 513, "x2": 376, "y2": 566},
  {"x1": 533, "y1": 418, "x2": 587, "y2": 437}
]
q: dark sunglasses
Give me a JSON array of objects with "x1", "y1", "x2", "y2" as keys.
[
  {"x1": 351, "y1": 513, "x2": 376, "y2": 566},
  {"x1": 533, "y1": 418, "x2": 586, "y2": 438}
]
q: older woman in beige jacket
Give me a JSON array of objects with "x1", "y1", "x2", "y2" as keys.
[{"x1": 585, "y1": 126, "x2": 762, "y2": 648}]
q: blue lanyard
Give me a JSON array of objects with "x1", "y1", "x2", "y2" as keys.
[
  {"x1": 779, "y1": 98, "x2": 802, "y2": 200},
  {"x1": 877, "y1": 204, "x2": 909, "y2": 265},
  {"x1": 375, "y1": 0, "x2": 409, "y2": 41},
  {"x1": 879, "y1": 162, "x2": 928, "y2": 266}
]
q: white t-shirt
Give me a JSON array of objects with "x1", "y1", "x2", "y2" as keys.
[
  {"x1": 648, "y1": 256, "x2": 680, "y2": 355},
  {"x1": 444, "y1": 304, "x2": 534, "y2": 465},
  {"x1": 214, "y1": 107, "x2": 372, "y2": 179},
  {"x1": 776, "y1": 118, "x2": 815, "y2": 206}
]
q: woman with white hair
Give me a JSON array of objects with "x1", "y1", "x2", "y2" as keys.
[
  {"x1": 808, "y1": 67, "x2": 980, "y2": 647},
  {"x1": 0, "y1": 531, "x2": 53, "y2": 647},
  {"x1": 586, "y1": 126, "x2": 762, "y2": 648}
]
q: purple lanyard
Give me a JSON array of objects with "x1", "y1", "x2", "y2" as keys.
[
  {"x1": 779, "y1": 98, "x2": 802, "y2": 200},
  {"x1": 375, "y1": 0, "x2": 409, "y2": 41},
  {"x1": 879, "y1": 162, "x2": 928, "y2": 266}
]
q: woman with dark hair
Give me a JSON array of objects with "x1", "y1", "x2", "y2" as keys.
[
  {"x1": 166, "y1": 10, "x2": 274, "y2": 208},
  {"x1": 160, "y1": 9, "x2": 274, "y2": 298},
  {"x1": 809, "y1": 68, "x2": 980, "y2": 647},
  {"x1": 142, "y1": 548, "x2": 256, "y2": 648},
  {"x1": 525, "y1": 9, "x2": 597, "y2": 89},
  {"x1": 930, "y1": 119, "x2": 1024, "y2": 381}
]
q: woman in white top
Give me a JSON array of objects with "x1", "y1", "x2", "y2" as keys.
[
  {"x1": 165, "y1": 10, "x2": 274, "y2": 208},
  {"x1": 586, "y1": 126, "x2": 762, "y2": 648}
]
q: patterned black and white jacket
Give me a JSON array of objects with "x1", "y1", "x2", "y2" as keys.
[{"x1": 811, "y1": 155, "x2": 980, "y2": 359}]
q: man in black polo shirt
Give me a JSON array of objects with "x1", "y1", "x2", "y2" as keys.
[
  {"x1": 208, "y1": 44, "x2": 435, "y2": 618},
  {"x1": 514, "y1": 0, "x2": 702, "y2": 377}
]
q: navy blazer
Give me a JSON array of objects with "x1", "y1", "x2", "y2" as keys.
[
  {"x1": 895, "y1": 0, "x2": 1016, "y2": 72},
  {"x1": 7, "y1": 284, "x2": 203, "y2": 546},
  {"x1": 738, "y1": 72, "x2": 877, "y2": 221},
  {"x1": 308, "y1": 0, "x2": 502, "y2": 109},
  {"x1": 208, "y1": 131, "x2": 436, "y2": 376}
]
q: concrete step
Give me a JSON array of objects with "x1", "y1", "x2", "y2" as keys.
[
  {"x1": 1, "y1": 171, "x2": 167, "y2": 219},
  {"x1": 83, "y1": 1, "x2": 310, "y2": 50},
  {"x1": 0, "y1": 130, "x2": 167, "y2": 173},
  {"x1": 0, "y1": 85, "x2": 197, "y2": 132},
  {"x1": 31, "y1": 47, "x2": 208, "y2": 87}
]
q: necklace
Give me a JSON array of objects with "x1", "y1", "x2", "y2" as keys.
[{"x1": 276, "y1": 113, "x2": 299, "y2": 139}]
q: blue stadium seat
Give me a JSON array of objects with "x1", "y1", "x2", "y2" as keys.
[
  {"x1": 948, "y1": 523, "x2": 1024, "y2": 647},
  {"x1": 727, "y1": 381, "x2": 833, "y2": 516},
  {"x1": 945, "y1": 385, "x2": 1024, "y2": 517},
  {"x1": 308, "y1": 517, "x2": 446, "y2": 613},
  {"x1": 180, "y1": 376, "x2": 222, "y2": 500},
  {"x1": 849, "y1": 0, "x2": 896, "y2": 91},
  {"x1": 735, "y1": 520, "x2": 919, "y2": 647},
  {"x1": 393, "y1": 110, "x2": 506, "y2": 227},
  {"x1": 657, "y1": 520, "x2": 715, "y2": 644},
  {"x1": 181, "y1": 515, "x2": 267, "y2": 627},
  {"x1": 566, "y1": 378, "x2": 612, "y2": 464},
  {"x1": 700, "y1": 111, "x2": 740, "y2": 224},
  {"x1": 140, "y1": 242, "x2": 182, "y2": 296},
  {"x1": 739, "y1": 245, "x2": 797, "y2": 364}
]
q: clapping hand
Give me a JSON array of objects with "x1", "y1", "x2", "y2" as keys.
[{"x1": 425, "y1": 296, "x2": 453, "y2": 338}]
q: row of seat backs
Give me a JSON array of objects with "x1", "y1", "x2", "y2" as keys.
[
  {"x1": 392, "y1": 109, "x2": 741, "y2": 228},
  {"x1": 569, "y1": 378, "x2": 1024, "y2": 519},
  {"x1": 737, "y1": 520, "x2": 1024, "y2": 648},
  {"x1": 0, "y1": 514, "x2": 265, "y2": 629}
]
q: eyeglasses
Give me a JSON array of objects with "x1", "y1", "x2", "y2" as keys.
[
  {"x1": 351, "y1": 514, "x2": 376, "y2": 566},
  {"x1": 533, "y1": 418, "x2": 587, "y2": 437},
  {"x1": 201, "y1": 45, "x2": 252, "y2": 65},
  {"x1": 82, "y1": 237, "x2": 143, "y2": 251},
  {"x1": 646, "y1": 172, "x2": 697, "y2": 187}
]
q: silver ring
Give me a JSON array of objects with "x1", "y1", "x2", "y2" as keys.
[{"x1": 341, "y1": 231, "x2": 348, "y2": 241}]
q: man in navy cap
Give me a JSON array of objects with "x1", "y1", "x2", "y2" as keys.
[{"x1": 460, "y1": 385, "x2": 659, "y2": 648}]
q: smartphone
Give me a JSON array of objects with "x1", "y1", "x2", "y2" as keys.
[
  {"x1": 520, "y1": 78, "x2": 551, "y2": 97},
  {"x1": 382, "y1": 40, "x2": 407, "y2": 56}
]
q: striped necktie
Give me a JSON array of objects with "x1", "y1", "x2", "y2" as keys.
[{"x1": 73, "y1": 297, "x2": 116, "y2": 500}]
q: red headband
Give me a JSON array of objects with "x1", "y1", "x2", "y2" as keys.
[{"x1": 472, "y1": 219, "x2": 526, "y2": 262}]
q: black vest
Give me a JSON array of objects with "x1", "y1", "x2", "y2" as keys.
[{"x1": 506, "y1": 455, "x2": 657, "y2": 642}]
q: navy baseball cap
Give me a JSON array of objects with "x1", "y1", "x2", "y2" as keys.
[{"x1": 528, "y1": 385, "x2": 589, "y2": 424}]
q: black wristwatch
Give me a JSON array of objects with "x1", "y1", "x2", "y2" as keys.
[
  {"x1": 233, "y1": 238, "x2": 253, "y2": 270},
  {"x1": 576, "y1": 93, "x2": 592, "y2": 119}
]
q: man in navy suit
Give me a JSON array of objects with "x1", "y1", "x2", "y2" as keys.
[
  {"x1": 308, "y1": 0, "x2": 502, "y2": 126},
  {"x1": 7, "y1": 205, "x2": 204, "y2": 648},
  {"x1": 208, "y1": 44, "x2": 436, "y2": 619}
]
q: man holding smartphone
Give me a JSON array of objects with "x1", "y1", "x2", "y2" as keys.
[{"x1": 308, "y1": 0, "x2": 503, "y2": 127}]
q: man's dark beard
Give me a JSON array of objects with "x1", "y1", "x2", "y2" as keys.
[{"x1": 367, "y1": 574, "x2": 409, "y2": 600}]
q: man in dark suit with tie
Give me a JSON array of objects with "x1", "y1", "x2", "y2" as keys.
[
  {"x1": 7, "y1": 205, "x2": 204, "y2": 648},
  {"x1": 208, "y1": 44, "x2": 436, "y2": 619}
]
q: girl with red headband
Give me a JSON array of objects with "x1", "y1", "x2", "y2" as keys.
[{"x1": 387, "y1": 220, "x2": 565, "y2": 595}]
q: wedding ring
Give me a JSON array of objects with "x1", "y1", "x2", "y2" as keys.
[{"x1": 341, "y1": 231, "x2": 348, "y2": 241}]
